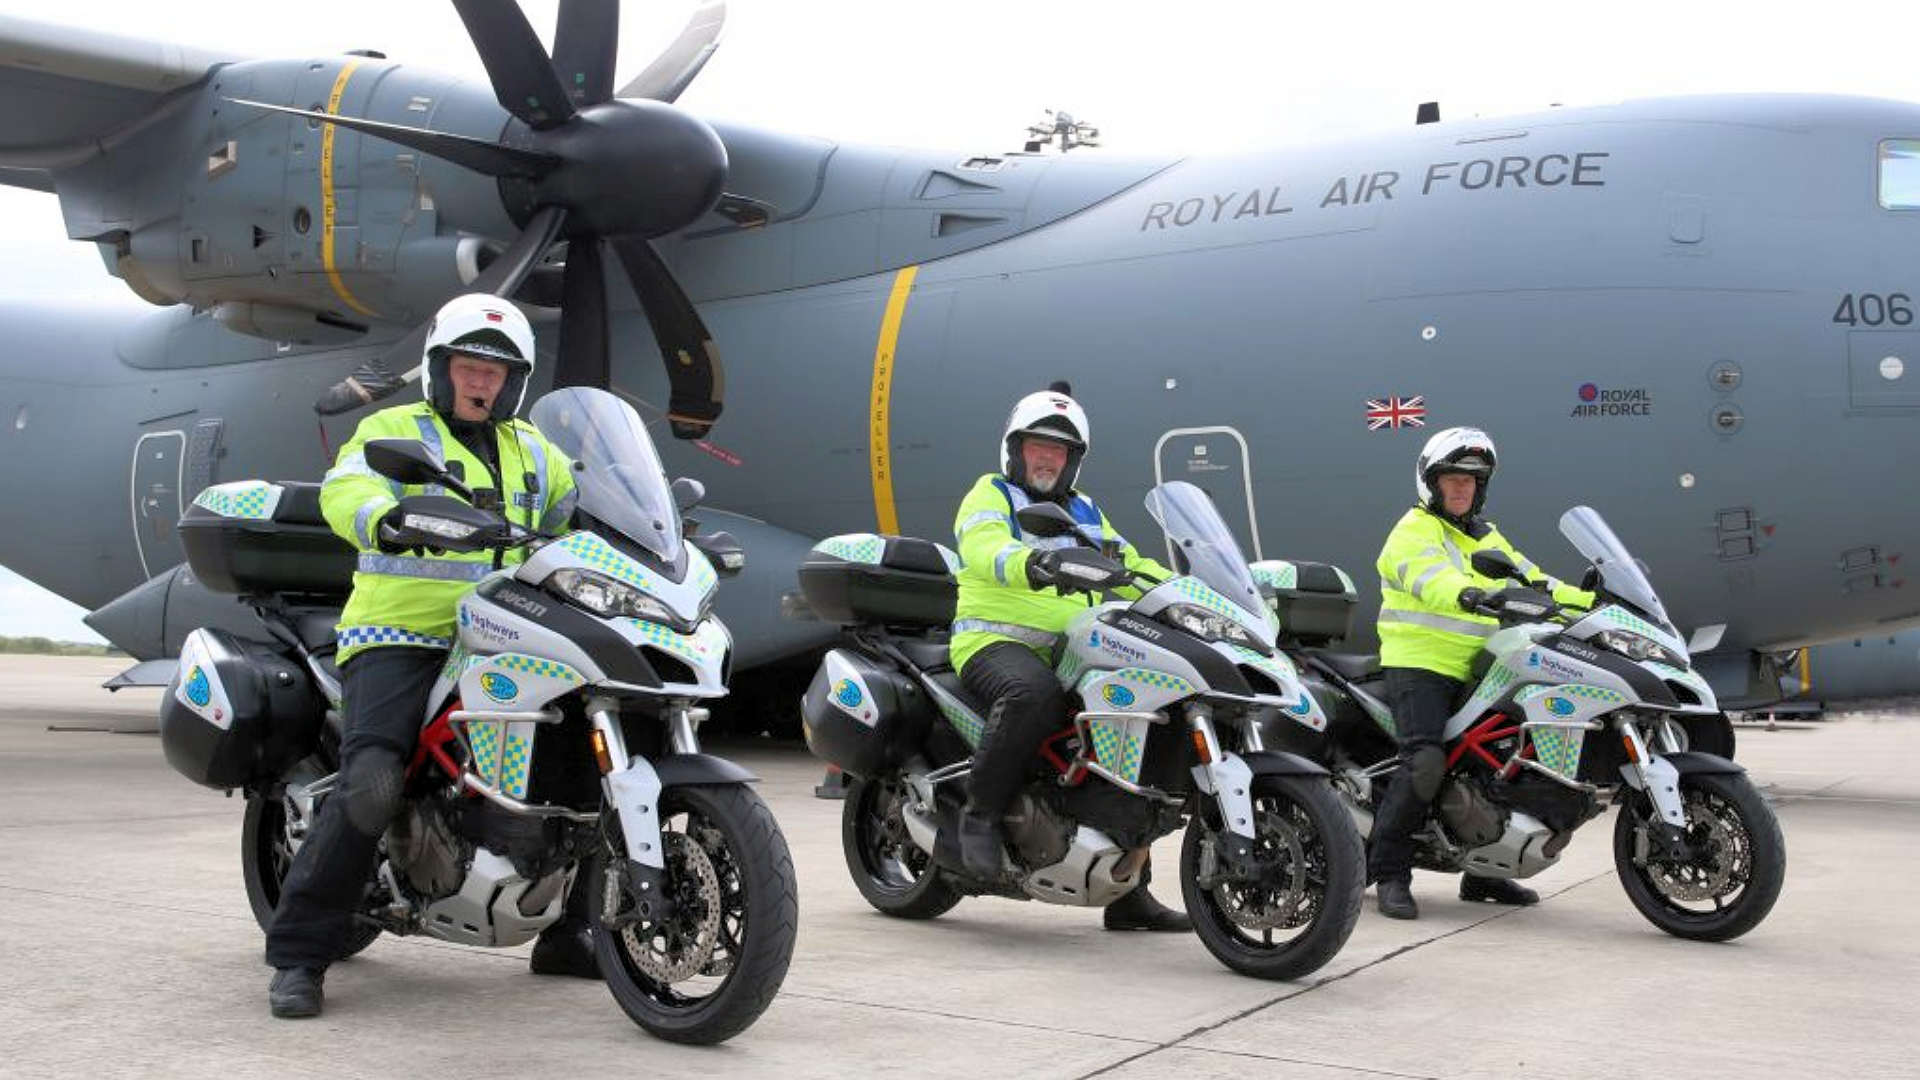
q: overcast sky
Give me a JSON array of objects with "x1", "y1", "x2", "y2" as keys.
[{"x1": 3, "y1": 0, "x2": 1918, "y2": 641}]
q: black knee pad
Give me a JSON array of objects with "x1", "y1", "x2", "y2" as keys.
[
  {"x1": 1407, "y1": 746, "x2": 1446, "y2": 802},
  {"x1": 342, "y1": 748, "x2": 406, "y2": 836}
]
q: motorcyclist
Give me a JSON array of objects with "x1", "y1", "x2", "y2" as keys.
[
  {"x1": 949, "y1": 382, "x2": 1190, "y2": 932},
  {"x1": 1370, "y1": 426, "x2": 1594, "y2": 919},
  {"x1": 264, "y1": 294, "x2": 582, "y2": 1018}
]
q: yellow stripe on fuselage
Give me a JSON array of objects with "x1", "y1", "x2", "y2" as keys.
[
  {"x1": 321, "y1": 61, "x2": 378, "y2": 318},
  {"x1": 869, "y1": 265, "x2": 920, "y2": 535}
]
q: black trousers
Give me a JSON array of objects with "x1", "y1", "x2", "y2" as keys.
[
  {"x1": 1366, "y1": 667, "x2": 1462, "y2": 885},
  {"x1": 265, "y1": 646, "x2": 444, "y2": 969},
  {"x1": 961, "y1": 641, "x2": 1067, "y2": 817}
]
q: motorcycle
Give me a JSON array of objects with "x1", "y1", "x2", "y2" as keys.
[
  {"x1": 1262, "y1": 506, "x2": 1785, "y2": 941},
  {"x1": 158, "y1": 387, "x2": 796, "y2": 1044},
  {"x1": 797, "y1": 480, "x2": 1364, "y2": 980}
]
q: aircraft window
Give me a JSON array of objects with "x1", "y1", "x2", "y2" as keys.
[{"x1": 1878, "y1": 140, "x2": 1920, "y2": 209}]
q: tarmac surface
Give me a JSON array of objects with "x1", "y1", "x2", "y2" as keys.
[{"x1": 2, "y1": 654, "x2": 1914, "y2": 1078}]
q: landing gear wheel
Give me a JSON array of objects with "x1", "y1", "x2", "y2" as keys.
[
  {"x1": 1181, "y1": 775, "x2": 1364, "y2": 980},
  {"x1": 842, "y1": 772, "x2": 963, "y2": 919},
  {"x1": 1614, "y1": 771, "x2": 1784, "y2": 942},
  {"x1": 593, "y1": 784, "x2": 798, "y2": 1045},
  {"x1": 242, "y1": 771, "x2": 381, "y2": 960}
]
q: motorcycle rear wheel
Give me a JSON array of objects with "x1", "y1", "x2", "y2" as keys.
[
  {"x1": 1181, "y1": 775, "x2": 1364, "y2": 981},
  {"x1": 241, "y1": 786, "x2": 382, "y2": 959},
  {"x1": 1613, "y1": 771, "x2": 1784, "y2": 942},
  {"x1": 842, "y1": 772, "x2": 963, "y2": 919},
  {"x1": 593, "y1": 783, "x2": 798, "y2": 1045}
]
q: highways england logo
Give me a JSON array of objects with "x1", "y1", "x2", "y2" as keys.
[{"x1": 1573, "y1": 383, "x2": 1652, "y2": 418}]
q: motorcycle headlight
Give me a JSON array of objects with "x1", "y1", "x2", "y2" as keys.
[
  {"x1": 401, "y1": 513, "x2": 480, "y2": 541},
  {"x1": 1594, "y1": 629, "x2": 1686, "y2": 669},
  {"x1": 1158, "y1": 603, "x2": 1271, "y2": 654},
  {"x1": 547, "y1": 568, "x2": 689, "y2": 630}
]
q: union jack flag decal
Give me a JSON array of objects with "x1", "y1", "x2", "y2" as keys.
[{"x1": 1365, "y1": 395, "x2": 1427, "y2": 430}]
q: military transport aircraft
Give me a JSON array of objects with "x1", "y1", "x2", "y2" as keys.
[{"x1": 1, "y1": 1, "x2": 1918, "y2": 719}]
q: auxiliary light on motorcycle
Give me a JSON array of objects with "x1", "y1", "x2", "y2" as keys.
[
  {"x1": 1593, "y1": 629, "x2": 1686, "y2": 669},
  {"x1": 402, "y1": 513, "x2": 481, "y2": 542},
  {"x1": 547, "y1": 568, "x2": 691, "y2": 631},
  {"x1": 1158, "y1": 603, "x2": 1270, "y2": 654}
]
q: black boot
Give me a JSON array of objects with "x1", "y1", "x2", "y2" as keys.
[
  {"x1": 957, "y1": 809, "x2": 1007, "y2": 879},
  {"x1": 1460, "y1": 875, "x2": 1539, "y2": 906},
  {"x1": 1103, "y1": 866, "x2": 1191, "y2": 932},
  {"x1": 268, "y1": 966, "x2": 325, "y2": 1019},
  {"x1": 530, "y1": 918, "x2": 601, "y2": 978},
  {"x1": 1376, "y1": 878, "x2": 1418, "y2": 920}
]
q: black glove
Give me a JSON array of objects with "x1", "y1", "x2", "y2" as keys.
[
  {"x1": 1026, "y1": 550, "x2": 1064, "y2": 589},
  {"x1": 1457, "y1": 587, "x2": 1489, "y2": 612},
  {"x1": 375, "y1": 507, "x2": 410, "y2": 554}
]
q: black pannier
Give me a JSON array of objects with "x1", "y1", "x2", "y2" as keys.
[
  {"x1": 178, "y1": 481, "x2": 355, "y2": 598},
  {"x1": 801, "y1": 649, "x2": 931, "y2": 778},
  {"x1": 160, "y1": 628, "x2": 325, "y2": 790},
  {"x1": 1251, "y1": 559, "x2": 1358, "y2": 646},
  {"x1": 798, "y1": 533, "x2": 957, "y2": 627}
]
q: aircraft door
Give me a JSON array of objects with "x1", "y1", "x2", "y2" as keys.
[
  {"x1": 1153, "y1": 427, "x2": 1264, "y2": 562},
  {"x1": 132, "y1": 430, "x2": 188, "y2": 579}
]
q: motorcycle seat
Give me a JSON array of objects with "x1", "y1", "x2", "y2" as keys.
[
  {"x1": 1304, "y1": 649, "x2": 1380, "y2": 682},
  {"x1": 895, "y1": 635, "x2": 955, "y2": 674}
]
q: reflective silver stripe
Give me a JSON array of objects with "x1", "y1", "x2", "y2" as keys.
[
  {"x1": 326, "y1": 451, "x2": 402, "y2": 497},
  {"x1": 1390, "y1": 559, "x2": 1414, "y2": 588},
  {"x1": 541, "y1": 488, "x2": 577, "y2": 533},
  {"x1": 1407, "y1": 562, "x2": 1448, "y2": 601},
  {"x1": 414, "y1": 415, "x2": 443, "y2": 460},
  {"x1": 1379, "y1": 608, "x2": 1494, "y2": 638},
  {"x1": 952, "y1": 619, "x2": 1060, "y2": 649},
  {"x1": 515, "y1": 428, "x2": 548, "y2": 520},
  {"x1": 1516, "y1": 557, "x2": 1540, "y2": 575},
  {"x1": 357, "y1": 553, "x2": 492, "y2": 581},
  {"x1": 352, "y1": 497, "x2": 390, "y2": 550},
  {"x1": 1439, "y1": 539, "x2": 1466, "y2": 573},
  {"x1": 992, "y1": 543, "x2": 1025, "y2": 585},
  {"x1": 958, "y1": 510, "x2": 1010, "y2": 539}
]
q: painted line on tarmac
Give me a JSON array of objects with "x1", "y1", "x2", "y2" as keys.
[
  {"x1": 1076, "y1": 869, "x2": 1616, "y2": 1080},
  {"x1": 0, "y1": 809, "x2": 230, "y2": 831},
  {"x1": 0, "y1": 881, "x2": 252, "y2": 924}
]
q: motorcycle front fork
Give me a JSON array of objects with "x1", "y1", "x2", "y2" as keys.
[
  {"x1": 588, "y1": 696, "x2": 706, "y2": 922},
  {"x1": 1615, "y1": 716, "x2": 1690, "y2": 832}
]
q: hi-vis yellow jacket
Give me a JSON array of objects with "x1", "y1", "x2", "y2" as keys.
[
  {"x1": 1376, "y1": 507, "x2": 1594, "y2": 680},
  {"x1": 949, "y1": 474, "x2": 1170, "y2": 674},
  {"x1": 322, "y1": 402, "x2": 575, "y2": 663}
]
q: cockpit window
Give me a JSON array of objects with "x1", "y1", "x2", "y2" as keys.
[{"x1": 1880, "y1": 140, "x2": 1920, "y2": 209}]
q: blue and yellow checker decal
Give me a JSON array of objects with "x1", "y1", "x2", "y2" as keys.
[
  {"x1": 1530, "y1": 725, "x2": 1585, "y2": 777},
  {"x1": 934, "y1": 693, "x2": 984, "y2": 747},
  {"x1": 1086, "y1": 717, "x2": 1146, "y2": 784},
  {"x1": 816, "y1": 534, "x2": 885, "y2": 565},
  {"x1": 624, "y1": 617, "x2": 722, "y2": 664},
  {"x1": 555, "y1": 533, "x2": 657, "y2": 591},
  {"x1": 491, "y1": 654, "x2": 583, "y2": 684},
  {"x1": 1518, "y1": 683, "x2": 1625, "y2": 706},
  {"x1": 499, "y1": 731, "x2": 533, "y2": 799},
  {"x1": 1113, "y1": 667, "x2": 1194, "y2": 695},
  {"x1": 466, "y1": 720, "x2": 503, "y2": 783},
  {"x1": 192, "y1": 480, "x2": 282, "y2": 520}
]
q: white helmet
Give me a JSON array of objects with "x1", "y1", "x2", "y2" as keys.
[
  {"x1": 1001, "y1": 382, "x2": 1090, "y2": 496},
  {"x1": 1415, "y1": 426, "x2": 1497, "y2": 517},
  {"x1": 420, "y1": 293, "x2": 537, "y2": 422}
]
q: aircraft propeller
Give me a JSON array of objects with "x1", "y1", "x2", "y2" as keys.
[{"x1": 235, "y1": 0, "x2": 731, "y2": 438}]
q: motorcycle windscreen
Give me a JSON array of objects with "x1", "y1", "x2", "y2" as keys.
[
  {"x1": 529, "y1": 387, "x2": 681, "y2": 562},
  {"x1": 1145, "y1": 480, "x2": 1276, "y2": 640},
  {"x1": 1559, "y1": 506, "x2": 1669, "y2": 627}
]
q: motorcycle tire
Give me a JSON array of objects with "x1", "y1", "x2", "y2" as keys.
[
  {"x1": 842, "y1": 773, "x2": 963, "y2": 919},
  {"x1": 1181, "y1": 774, "x2": 1364, "y2": 981},
  {"x1": 1613, "y1": 770, "x2": 1785, "y2": 942},
  {"x1": 594, "y1": 783, "x2": 798, "y2": 1045},
  {"x1": 241, "y1": 790, "x2": 381, "y2": 959}
]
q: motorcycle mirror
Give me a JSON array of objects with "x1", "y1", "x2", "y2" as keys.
[
  {"x1": 690, "y1": 530, "x2": 745, "y2": 577},
  {"x1": 366, "y1": 439, "x2": 474, "y2": 501},
  {"x1": 1014, "y1": 503, "x2": 1077, "y2": 538},
  {"x1": 671, "y1": 476, "x2": 706, "y2": 513},
  {"x1": 1469, "y1": 549, "x2": 1523, "y2": 581}
]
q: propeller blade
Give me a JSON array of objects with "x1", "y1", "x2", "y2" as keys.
[
  {"x1": 551, "y1": 0, "x2": 619, "y2": 107},
  {"x1": 226, "y1": 98, "x2": 559, "y2": 178},
  {"x1": 315, "y1": 206, "x2": 568, "y2": 415},
  {"x1": 616, "y1": 1, "x2": 726, "y2": 103},
  {"x1": 554, "y1": 237, "x2": 610, "y2": 389},
  {"x1": 451, "y1": 0, "x2": 577, "y2": 130},
  {"x1": 610, "y1": 235, "x2": 723, "y2": 438}
]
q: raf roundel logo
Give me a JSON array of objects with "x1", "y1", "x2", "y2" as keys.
[
  {"x1": 1544, "y1": 696, "x2": 1576, "y2": 718},
  {"x1": 1578, "y1": 383, "x2": 1599, "y2": 403},
  {"x1": 479, "y1": 672, "x2": 519, "y2": 703},
  {"x1": 834, "y1": 678, "x2": 864, "y2": 709},
  {"x1": 184, "y1": 666, "x2": 211, "y2": 708},
  {"x1": 1101, "y1": 683, "x2": 1136, "y2": 708}
]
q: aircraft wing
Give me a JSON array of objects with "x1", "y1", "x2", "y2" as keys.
[{"x1": 0, "y1": 15, "x2": 239, "y2": 186}]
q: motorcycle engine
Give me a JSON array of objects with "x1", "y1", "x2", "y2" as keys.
[
  {"x1": 1004, "y1": 793, "x2": 1074, "y2": 869},
  {"x1": 386, "y1": 797, "x2": 471, "y2": 900},
  {"x1": 1436, "y1": 776, "x2": 1506, "y2": 849}
]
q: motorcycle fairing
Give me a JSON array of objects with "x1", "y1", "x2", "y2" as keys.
[{"x1": 520, "y1": 530, "x2": 718, "y2": 625}]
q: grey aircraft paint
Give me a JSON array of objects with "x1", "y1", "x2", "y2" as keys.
[{"x1": 2, "y1": 13, "x2": 1918, "y2": 707}]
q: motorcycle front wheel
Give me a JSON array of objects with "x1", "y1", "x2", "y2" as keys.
[
  {"x1": 593, "y1": 783, "x2": 798, "y2": 1045},
  {"x1": 1181, "y1": 775, "x2": 1364, "y2": 980},
  {"x1": 1613, "y1": 770, "x2": 1784, "y2": 942},
  {"x1": 842, "y1": 772, "x2": 963, "y2": 919}
]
